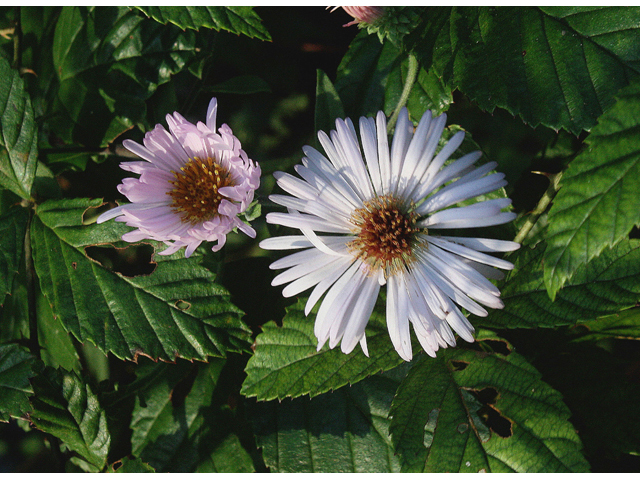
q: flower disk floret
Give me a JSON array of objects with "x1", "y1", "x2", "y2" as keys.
[
  {"x1": 98, "y1": 98, "x2": 261, "y2": 258},
  {"x1": 260, "y1": 108, "x2": 519, "y2": 361}
]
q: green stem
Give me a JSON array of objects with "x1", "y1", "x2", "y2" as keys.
[
  {"x1": 512, "y1": 171, "x2": 563, "y2": 246},
  {"x1": 387, "y1": 53, "x2": 419, "y2": 134}
]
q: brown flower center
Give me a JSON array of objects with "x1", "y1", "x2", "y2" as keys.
[
  {"x1": 348, "y1": 195, "x2": 425, "y2": 274},
  {"x1": 167, "y1": 156, "x2": 233, "y2": 225}
]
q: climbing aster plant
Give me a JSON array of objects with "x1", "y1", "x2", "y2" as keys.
[{"x1": 0, "y1": 5, "x2": 639, "y2": 473}]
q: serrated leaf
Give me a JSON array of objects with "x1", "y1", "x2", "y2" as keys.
[
  {"x1": 481, "y1": 239, "x2": 640, "y2": 329},
  {"x1": 0, "y1": 206, "x2": 29, "y2": 307},
  {"x1": 130, "y1": 359, "x2": 253, "y2": 472},
  {"x1": 51, "y1": 6, "x2": 197, "y2": 146},
  {"x1": 0, "y1": 344, "x2": 37, "y2": 422},
  {"x1": 250, "y1": 368, "x2": 406, "y2": 473},
  {"x1": 241, "y1": 299, "x2": 406, "y2": 401},
  {"x1": 407, "y1": 6, "x2": 640, "y2": 134},
  {"x1": 0, "y1": 56, "x2": 38, "y2": 199},
  {"x1": 544, "y1": 80, "x2": 640, "y2": 299},
  {"x1": 29, "y1": 368, "x2": 110, "y2": 471},
  {"x1": 389, "y1": 331, "x2": 589, "y2": 472},
  {"x1": 135, "y1": 6, "x2": 271, "y2": 41},
  {"x1": 335, "y1": 31, "x2": 452, "y2": 121},
  {"x1": 30, "y1": 198, "x2": 251, "y2": 362}
]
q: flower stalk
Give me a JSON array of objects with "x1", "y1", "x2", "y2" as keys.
[
  {"x1": 388, "y1": 53, "x2": 419, "y2": 134},
  {"x1": 512, "y1": 171, "x2": 563, "y2": 246}
]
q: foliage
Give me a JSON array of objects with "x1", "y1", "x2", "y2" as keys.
[{"x1": 0, "y1": 5, "x2": 639, "y2": 473}]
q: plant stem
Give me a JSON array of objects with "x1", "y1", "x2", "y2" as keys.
[
  {"x1": 512, "y1": 171, "x2": 563, "y2": 246},
  {"x1": 387, "y1": 53, "x2": 419, "y2": 134}
]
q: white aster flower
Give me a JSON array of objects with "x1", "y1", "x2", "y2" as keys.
[
  {"x1": 260, "y1": 108, "x2": 519, "y2": 361},
  {"x1": 98, "y1": 98, "x2": 261, "y2": 258}
]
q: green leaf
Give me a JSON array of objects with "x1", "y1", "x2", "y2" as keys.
[
  {"x1": 573, "y1": 308, "x2": 640, "y2": 342},
  {"x1": 250, "y1": 368, "x2": 406, "y2": 473},
  {"x1": 0, "y1": 206, "x2": 29, "y2": 307},
  {"x1": 482, "y1": 239, "x2": 640, "y2": 329},
  {"x1": 135, "y1": 6, "x2": 271, "y2": 41},
  {"x1": 0, "y1": 56, "x2": 38, "y2": 199},
  {"x1": 241, "y1": 299, "x2": 406, "y2": 401},
  {"x1": 544, "y1": 80, "x2": 640, "y2": 299},
  {"x1": 29, "y1": 368, "x2": 110, "y2": 471},
  {"x1": 108, "y1": 457, "x2": 156, "y2": 473},
  {"x1": 51, "y1": 6, "x2": 197, "y2": 146},
  {"x1": 130, "y1": 359, "x2": 254, "y2": 472},
  {"x1": 336, "y1": 31, "x2": 452, "y2": 121},
  {"x1": 407, "y1": 6, "x2": 640, "y2": 134},
  {"x1": 30, "y1": 198, "x2": 251, "y2": 361},
  {"x1": 0, "y1": 344, "x2": 37, "y2": 422},
  {"x1": 314, "y1": 70, "x2": 345, "y2": 143},
  {"x1": 389, "y1": 331, "x2": 589, "y2": 472}
]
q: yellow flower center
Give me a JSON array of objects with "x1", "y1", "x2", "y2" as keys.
[
  {"x1": 167, "y1": 156, "x2": 233, "y2": 225},
  {"x1": 348, "y1": 195, "x2": 425, "y2": 274}
]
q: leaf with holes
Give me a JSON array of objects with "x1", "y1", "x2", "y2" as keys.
[
  {"x1": 29, "y1": 368, "x2": 110, "y2": 472},
  {"x1": 0, "y1": 344, "x2": 37, "y2": 422},
  {"x1": 407, "y1": 6, "x2": 640, "y2": 134},
  {"x1": 0, "y1": 57, "x2": 38, "y2": 199},
  {"x1": 481, "y1": 239, "x2": 640, "y2": 329},
  {"x1": 30, "y1": 198, "x2": 251, "y2": 362},
  {"x1": 544, "y1": 80, "x2": 640, "y2": 299},
  {"x1": 389, "y1": 331, "x2": 589, "y2": 472},
  {"x1": 135, "y1": 6, "x2": 271, "y2": 41},
  {"x1": 241, "y1": 298, "x2": 407, "y2": 401},
  {"x1": 0, "y1": 206, "x2": 29, "y2": 307},
  {"x1": 250, "y1": 367, "x2": 407, "y2": 473}
]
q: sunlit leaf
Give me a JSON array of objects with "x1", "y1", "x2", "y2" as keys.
[
  {"x1": 241, "y1": 299, "x2": 406, "y2": 401},
  {"x1": 29, "y1": 368, "x2": 110, "y2": 472},
  {"x1": 544, "y1": 80, "x2": 640, "y2": 299},
  {"x1": 407, "y1": 6, "x2": 640, "y2": 134},
  {"x1": 481, "y1": 239, "x2": 640, "y2": 329},
  {"x1": 30, "y1": 198, "x2": 251, "y2": 362},
  {"x1": 389, "y1": 331, "x2": 589, "y2": 472},
  {"x1": 0, "y1": 344, "x2": 37, "y2": 422},
  {"x1": 135, "y1": 6, "x2": 271, "y2": 41},
  {"x1": 250, "y1": 368, "x2": 406, "y2": 473},
  {"x1": 0, "y1": 56, "x2": 38, "y2": 199}
]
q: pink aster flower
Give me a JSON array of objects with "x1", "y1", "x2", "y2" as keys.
[
  {"x1": 330, "y1": 6, "x2": 385, "y2": 26},
  {"x1": 260, "y1": 108, "x2": 519, "y2": 361},
  {"x1": 98, "y1": 98, "x2": 260, "y2": 257}
]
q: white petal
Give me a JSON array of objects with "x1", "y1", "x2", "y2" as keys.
[
  {"x1": 340, "y1": 274, "x2": 380, "y2": 354},
  {"x1": 386, "y1": 274, "x2": 412, "y2": 361}
]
